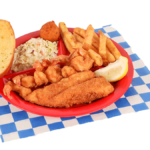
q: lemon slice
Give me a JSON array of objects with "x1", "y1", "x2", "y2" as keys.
[{"x1": 94, "y1": 56, "x2": 128, "y2": 82}]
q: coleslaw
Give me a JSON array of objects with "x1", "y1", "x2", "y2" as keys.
[{"x1": 11, "y1": 37, "x2": 58, "y2": 72}]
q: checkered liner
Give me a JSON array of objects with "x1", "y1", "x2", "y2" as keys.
[{"x1": 1, "y1": 25, "x2": 150, "y2": 142}]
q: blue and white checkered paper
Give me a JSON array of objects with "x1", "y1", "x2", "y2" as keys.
[{"x1": 1, "y1": 25, "x2": 150, "y2": 142}]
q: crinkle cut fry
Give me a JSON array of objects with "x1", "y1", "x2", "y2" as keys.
[
  {"x1": 25, "y1": 70, "x2": 95, "y2": 106},
  {"x1": 40, "y1": 76, "x2": 114, "y2": 108}
]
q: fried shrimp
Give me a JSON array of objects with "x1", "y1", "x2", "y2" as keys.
[
  {"x1": 34, "y1": 71, "x2": 49, "y2": 86},
  {"x1": 41, "y1": 59, "x2": 51, "y2": 68},
  {"x1": 51, "y1": 55, "x2": 70, "y2": 65},
  {"x1": 51, "y1": 48, "x2": 94, "y2": 72},
  {"x1": 40, "y1": 21, "x2": 60, "y2": 42},
  {"x1": 61, "y1": 66, "x2": 77, "y2": 78},
  {"x1": 45, "y1": 65, "x2": 63, "y2": 83},
  {"x1": 69, "y1": 48, "x2": 94, "y2": 71},
  {"x1": 21, "y1": 76, "x2": 36, "y2": 88},
  {"x1": 3, "y1": 81, "x2": 13, "y2": 99},
  {"x1": 33, "y1": 60, "x2": 44, "y2": 72},
  {"x1": 3, "y1": 81, "x2": 32, "y2": 99},
  {"x1": 12, "y1": 74, "x2": 27, "y2": 86}
]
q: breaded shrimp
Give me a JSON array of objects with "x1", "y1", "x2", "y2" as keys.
[
  {"x1": 33, "y1": 60, "x2": 44, "y2": 72},
  {"x1": 51, "y1": 48, "x2": 94, "y2": 72},
  {"x1": 3, "y1": 81, "x2": 13, "y2": 99},
  {"x1": 12, "y1": 74, "x2": 27, "y2": 86},
  {"x1": 3, "y1": 81, "x2": 32, "y2": 99},
  {"x1": 51, "y1": 55, "x2": 70, "y2": 65},
  {"x1": 34, "y1": 71, "x2": 49, "y2": 86},
  {"x1": 42, "y1": 59, "x2": 51, "y2": 68},
  {"x1": 21, "y1": 76, "x2": 36, "y2": 88},
  {"x1": 69, "y1": 48, "x2": 94, "y2": 71},
  {"x1": 45, "y1": 65, "x2": 63, "y2": 83},
  {"x1": 61, "y1": 66, "x2": 77, "y2": 78}
]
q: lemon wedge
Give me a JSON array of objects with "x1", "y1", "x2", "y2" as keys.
[{"x1": 94, "y1": 56, "x2": 128, "y2": 82}]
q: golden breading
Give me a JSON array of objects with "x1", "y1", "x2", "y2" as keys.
[
  {"x1": 25, "y1": 71, "x2": 95, "y2": 105},
  {"x1": 21, "y1": 76, "x2": 36, "y2": 88},
  {"x1": 46, "y1": 76, "x2": 114, "y2": 108},
  {"x1": 40, "y1": 21, "x2": 60, "y2": 42}
]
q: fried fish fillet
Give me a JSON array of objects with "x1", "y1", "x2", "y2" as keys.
[
  {"x1": 25, "y1": 70, "x2": 95, "y2": 105},
  {"x1": 44, "y1": 76, "x2": 114, "y2": 108},
  {"x1": 25, "y1": 75, "x2": 114, "y2": 108}
]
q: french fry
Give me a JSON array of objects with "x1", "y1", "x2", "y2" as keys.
[
  {"x1": 88, "y1": 49, "x2": 103, "y2": 66},
  {"x1": 99, "y1": 30, "x2": 107, "y2": 59},
  {"x1": 106, "y1": 38, "x2": 121, "y2": 60},
  {"x1": 73, "y1": 27, "x2": 86, "y2": 38},
  {"x1": 102, "y1": 57, "x2": 109, "y2": 66},
  {"x1": 59, "y1": 22, "x2": 80, "y2": 53},
  {"x1": 58, "y1": 21, "x2": 69, "y2": 40},
  {"x1": 59, "y1": 22, "x2": 68, "y2": 37},
  {"x1": 90, "y1": 44, "x2": 99, "y2": 53},
  {"x1": 65, "y1": 32, "x2": 77, "y2": 45},
  {"x1": 62, "y1": 35, "x2": 75, "y2": 53},
  {"x1": 73, "y1": 27, "x2": 99, "y2": 50},
  {"x1": 73, "y1": 32, "x2": 98, "y2": 53},
  {"x1": 93, "y1": 33, "x2": 99, "y2": 43},
  {"x1": 103, "y1": 61, "x2": 109, "y2": 67},
  {"x1": 73, "y1": 32, "x2": 84, "y2": 43},
  {"x1": 74, "y1": 27, "x2": 99, "y2": 42},
  {"x1": 76, "y1": 42, "x2": 82, "y2": 48},
  {"x1": 92, "y1": 37, "x2": 99, "y2": 50},
  {"x1": 68, "y1": 32, "x2": 77, "y2": 43},
  {"x1": 100, "y1": 49, "x2": 116, "y2": 67},
  {"x1": 106, "y1": 48, "x2": 116, "y2": 63},
  {"x1": 82, "y1": 25, "x2": 94, "y2": 50},
  {"x1": 68, "y1": 33, "x2": 82, "y2": 49},
  {"x1": 64, "y1": 32, "x2": 83, "y2": 53},
  {"x1": 59, "y1": 22, "x2": 75, "y2": 53},
  {"x1": 101, "y1": 58, "x2": 110, "y2": 66}
]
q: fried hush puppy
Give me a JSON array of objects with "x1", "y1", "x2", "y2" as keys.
[{"x1": 40, "y1": 21, "x2": 60, "y2": 42}]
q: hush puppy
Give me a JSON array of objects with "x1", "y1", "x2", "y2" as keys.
[{"x1": 40, "y1": 21, "x2": 60, "y2": 42}]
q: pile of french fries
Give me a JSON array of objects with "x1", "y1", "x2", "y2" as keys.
[{"x1": 59, "y1": 22, "x2": 121, "y2": 66}]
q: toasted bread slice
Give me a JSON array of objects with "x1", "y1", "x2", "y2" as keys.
[{"x1": 0, "y1": 20, "x2": 15, "y2": 77}]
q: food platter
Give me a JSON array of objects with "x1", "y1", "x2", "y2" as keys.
[{"x1": 0, "y1": 28, "x2": 134, "y2": 117}]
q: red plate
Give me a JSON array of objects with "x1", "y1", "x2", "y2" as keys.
[{"x1": 0, "y1": 28, "x2": 134, "y2": 117}]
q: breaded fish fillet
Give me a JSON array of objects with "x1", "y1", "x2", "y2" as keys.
[
  {"x1": 25, "y1": 76, "x2": 114, "y2": 108},
  {"x1": 25, "y1": 70, "x2": 95, "y2": 105},
  {"x1": 44, "y1": 76, "x2": 114, "y2": 108}
]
